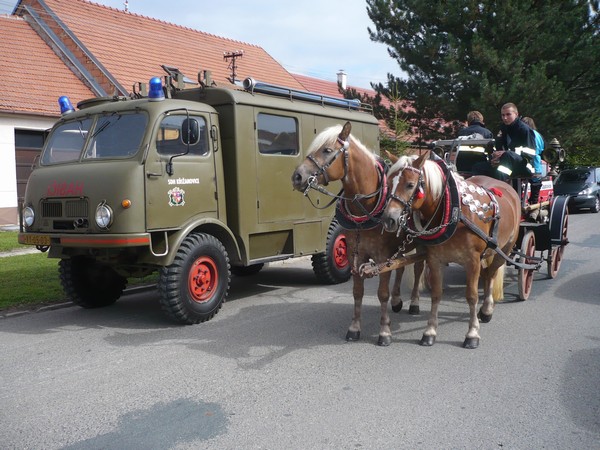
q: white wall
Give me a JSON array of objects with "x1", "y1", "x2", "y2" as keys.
[{"x1": 0, "y1": 114, "x2": 57, "y2": 223}]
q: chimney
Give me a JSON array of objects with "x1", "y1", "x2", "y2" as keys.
[{"x1": 337, "y1": 70, "x2": 347, "y2": 90}]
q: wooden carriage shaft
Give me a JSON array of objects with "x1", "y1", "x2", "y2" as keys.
[{"x1": 359, "y1": 252, "x2": 427, "y2": 277}]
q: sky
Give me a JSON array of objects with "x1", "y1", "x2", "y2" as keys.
[{"x1": 0, "y1": 0, "x2": 401, "y2": 90}]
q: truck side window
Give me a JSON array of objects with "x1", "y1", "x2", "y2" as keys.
[
  {"x1": 257, "y1": 113, "x2": 298, "y2": 155},
  {"x1": 156, "y1": 115, "x2": 208, "y2": 156}
]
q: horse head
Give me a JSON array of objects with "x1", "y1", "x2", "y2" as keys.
[
  {"x1": 382, "y1": 151, "x2": 444, "y2": 234},
  {"x1": 291, "y1": 121, "x2": 352, "y2": 192}
]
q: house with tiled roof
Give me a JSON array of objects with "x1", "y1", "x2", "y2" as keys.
[
  {"x1": 0, "y1": 0, "x2": 392, "y2": 224},
  {"x1": 0, "y1": 13, "x2": 96, "y2": 225}
]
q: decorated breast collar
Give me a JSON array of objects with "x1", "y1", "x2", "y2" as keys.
[
  {"x1": 335, "y1": 158, "x2": 388, "y2": 230},
  {"x1": 408, "y1": 158, "x2": 461, "y2": 245}
]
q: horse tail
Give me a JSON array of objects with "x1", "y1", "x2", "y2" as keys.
[{"x1": 492, "y1": 264, "x2": 506, "y2": 302}]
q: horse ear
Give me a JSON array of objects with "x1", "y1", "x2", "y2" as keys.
[
  {"x1": 414, "y1": 151, "x2": 429, "y2": 169},
  {"x1": 339, "y1": 121, "x2": 352, "y2": 141},
  {"x1": 384, "y1": 149, "x2": 398, "y2": 163}
]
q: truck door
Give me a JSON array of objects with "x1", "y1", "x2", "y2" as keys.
[
  {"x1": 255, "y1": 112, "x2": 305, "y2": 223},
  {"x1": 145, "y1": 112, "x2": 218, "y2": 230}
]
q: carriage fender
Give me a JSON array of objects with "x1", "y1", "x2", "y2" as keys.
[
  {"x1": 151, "y1": 218, "x2": 241, "y2": 267},
  {"x1": 549, "y1": 195, "x2": 570, "y2": 245}
]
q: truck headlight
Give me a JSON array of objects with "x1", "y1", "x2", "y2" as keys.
[
  {"x1": 23, "y1": 206, "x2": 35, "y2": 227},
  {"x1": 95, "y1": 202, "x2": 113, "y2": 229}
]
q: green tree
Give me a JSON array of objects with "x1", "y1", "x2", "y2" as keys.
[
  {"x1": 366, "y1": 0, "x2": 600, "y2": 165},
  {"x1": 340, "y1": 82, "x2": 412, "y2": 156}
]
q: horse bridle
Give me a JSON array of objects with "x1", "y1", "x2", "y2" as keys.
[
  {"x1": 306, "y1": 137, "x2": 350, "y2": 187},
  {"x1": 388, "y1": 165, "x2": 423, "y2": 211}
]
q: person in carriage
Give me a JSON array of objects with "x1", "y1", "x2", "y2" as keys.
[
  {"x1": 471, "y1": 103, "x2": 541, "y2": 210},
  {"x1": 457, "y1": 110, "x2": 494, "y2": 139}
]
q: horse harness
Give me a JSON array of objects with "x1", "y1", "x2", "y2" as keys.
[
  {"x1": 302, "y1": 136, "x2": 390, "y2": 228},
  {"x1": 305, "y1": 137, "x2": 350, "y2": 187},
  {"x1": 390, "y1": 156, "x2": 514, "y2": 263}
]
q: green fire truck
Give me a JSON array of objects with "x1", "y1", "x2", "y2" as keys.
[{"x1": 18, "y1": 70, "x2": 380, "y2": 324}]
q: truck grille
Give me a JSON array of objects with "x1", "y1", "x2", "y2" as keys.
[
  {"x1": 41, "y1": 199, "x2": 88, "y2": 218},
  {"x1": 65, "y1": 199, "x2": 88, "y2": 217},
  {"x1": 42, "y1": 201, "x2": 62, "y2": 217}
]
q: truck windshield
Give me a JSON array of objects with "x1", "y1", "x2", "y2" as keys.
[{"x1": 41, "y1": 112, "x2": 147, "y2": 165}]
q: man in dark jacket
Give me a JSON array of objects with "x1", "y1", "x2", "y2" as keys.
[
  {"x1": 472, "y1": 103, "x2": 536, "y2": 180},
  {"x1": 457, "y1": 111, "x2": 493, "y2": 139}
]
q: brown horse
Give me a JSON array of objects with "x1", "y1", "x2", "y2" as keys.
[
  {"x1": 381, "y1": 151, "x2": 521, "y2": 348},
  {"x1": 291, "y1": 122, "x2": 424, "y2": 346}
]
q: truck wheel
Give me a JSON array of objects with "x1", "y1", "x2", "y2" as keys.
[
  {"x1": 59, "y1": 257, "x2": 127, "y2": 308},
  {"x1": 311, "y1": 220, "x2": 351, "y2": 284},
  {"x1": 231, "y1": 263, "x2": 264, "y2": 276},
  {"x1": 159, "y1": 233, "x2": 230, "y2": 325}
]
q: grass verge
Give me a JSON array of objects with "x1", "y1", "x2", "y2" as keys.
[
  {"x1": 0, "y1": 253, "x2": 65, "y2": 309},
  {"x1": 0, "y1": 231, "x2": 20, "y2": 252},
  {"x1": 1, "y1": 230, "x2": 159, "y2": 311}
]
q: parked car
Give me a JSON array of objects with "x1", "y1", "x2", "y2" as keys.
[{"x1": 553, "y1": 167, "x2": 600, "y2": 213}]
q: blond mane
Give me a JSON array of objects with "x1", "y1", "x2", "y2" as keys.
[
  {"x1": 389, "y1": 155, "x2": 444, "y2": 200},
  {"x1": 307, "y1": 125, "x2": 375, "y2": 163}
]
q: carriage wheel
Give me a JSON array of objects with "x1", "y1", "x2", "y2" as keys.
[
  {"x1": 518, "y1": 230, "x2": 536, "y2": 300},
  {"x1": 547, "y1": 210, "x2": 568, "y2": 279}
]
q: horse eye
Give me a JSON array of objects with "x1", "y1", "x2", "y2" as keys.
[
  {"x1": 323, "y1": 147, "x2": 333, "y2": 154},
  {"x1": 407, "y1": 182, "x2": 416, "y2": 189}
]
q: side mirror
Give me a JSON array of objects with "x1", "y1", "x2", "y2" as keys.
[{"x1": 181, "y1": 118, "x2": 199, "y2": 145}]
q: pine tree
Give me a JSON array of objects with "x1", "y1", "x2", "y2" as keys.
[{"x1": 366, "y1": 0, "x2": 600, "y2": 165}]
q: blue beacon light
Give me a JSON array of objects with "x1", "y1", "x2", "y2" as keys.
[
  {"x1": 58, "y1": 96, "x2": 75, "y2": 115},
  {"x1": 148, "y1": 77, "x2": 165, "y2": 101}
]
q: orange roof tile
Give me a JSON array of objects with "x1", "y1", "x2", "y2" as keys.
[
  {"x1": 34, "y1": 0, "x2": 306, "y2": 94},
  {"x1": 0, "y1": 15, "x2": 95, "y2": 116}
]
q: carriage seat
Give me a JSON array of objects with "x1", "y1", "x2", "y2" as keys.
[{"x1": 432, "y1": 138, "x2": 494, "y2": 178}]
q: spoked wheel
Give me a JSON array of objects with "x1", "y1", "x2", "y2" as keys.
[
  {"x1": 518, "y1": 230, "x2": 536, "y2": 300},
  {"x1": 548, "y1": 210, "x2": 568, "y2": 279}
]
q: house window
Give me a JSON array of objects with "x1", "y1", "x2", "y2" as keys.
[{"x1": 257, "y1": 113, "x2": 299, "y2": 155}]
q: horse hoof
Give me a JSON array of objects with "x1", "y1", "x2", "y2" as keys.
[
  {"x1": 408, "y1": 305, "x2": 420, "y2": 315},
  {"x1": 478, "y1": 310, "x2": 493, "y2": 323},
  {"x1": 392, "y1": 301, "x2": 403, "y2": 313},
  {"x1": 419, "y1": 335, "x2": 435, "y2": 346},
  {"x1": 346, "y1": 330, "x2": 360, "y2": 342},
  {"x1": 377, "y1": 335, "x2": 392, "y2": 347},
  {"x1": 463, "y1": 337, "x2": 480, "y2": 349}
]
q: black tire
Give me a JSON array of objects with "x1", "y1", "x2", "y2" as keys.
[
  {"x1": 231, "y1": 263, "x2": 264, "y2": 276},
  {"x1": 158, "y1": 233, "x2": 230, "y2": 325},
  {"x1": 59, "y1": 257, "x2": 126, "y2": 308},
  {"x1": 591, "y1": 196, "x2": 600, "y2": 213},
  {"x1": 311, "y1": 220, "x2": 351, "y2": 284}
]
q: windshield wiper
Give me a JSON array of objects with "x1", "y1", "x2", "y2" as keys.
[{"x1": 91, "y1": 113, "x2": 120, "y2": 138}]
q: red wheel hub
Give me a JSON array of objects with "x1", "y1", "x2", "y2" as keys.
[
  {"x1": 188, "y1": 256, "x2": 218, "y2": 303},
  {"x1": 333, "y1": 234, "x2": 349, "y2": 270}
]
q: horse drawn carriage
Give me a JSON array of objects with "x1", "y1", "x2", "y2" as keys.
[
  {"x1": 292, "y1": 123, "x2": 570, "y2": 349},
  {"x1": 430, "y1": 137, "x2": 570, "y2": 299}
]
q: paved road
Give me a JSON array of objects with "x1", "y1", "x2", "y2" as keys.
[{"x1": 1, "y1": 213, "x2": 599, "y2": 449}]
